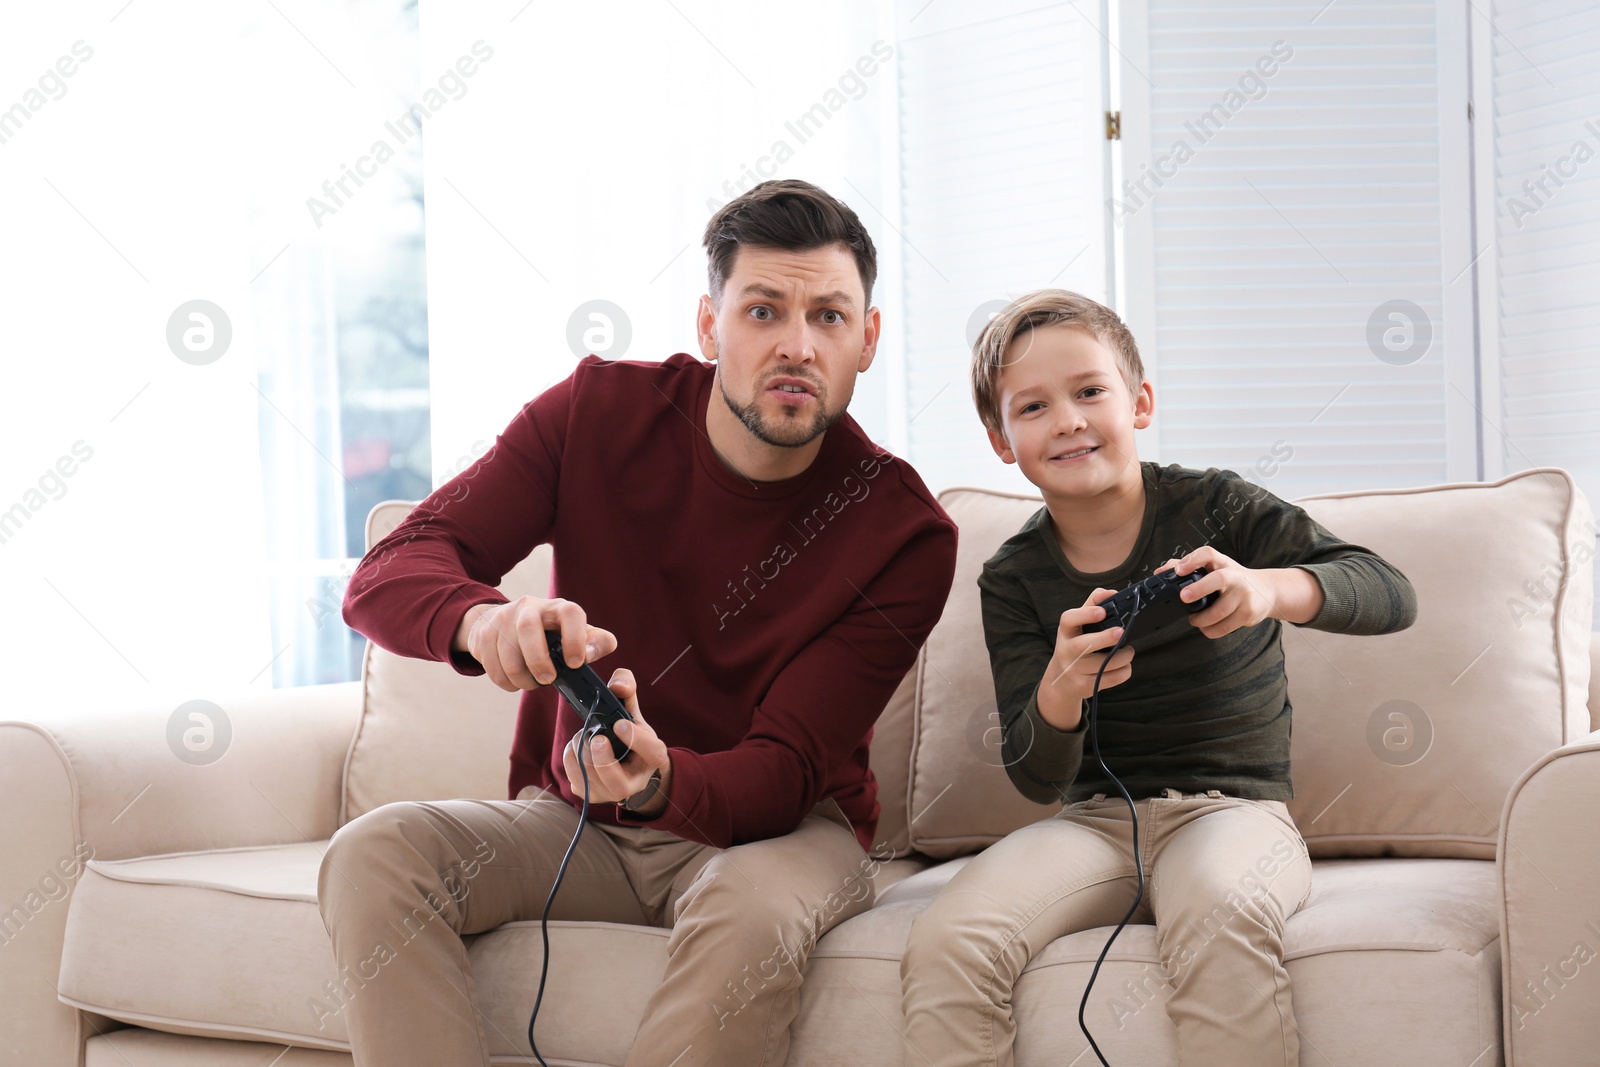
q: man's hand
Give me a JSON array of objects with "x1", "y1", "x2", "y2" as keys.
[
  {"x1": 1160, "y1": 547, "x2": 1325, "y2": 638},
  {"x1": 561, "y1": 668, "x2": 673, "y2": 811},
  {"x1": 453, "y1": 596, "x2": 618, "y2": 692},
  {"x1": 1035, "y1": 588, "x2": 1136, "y2": 732}
]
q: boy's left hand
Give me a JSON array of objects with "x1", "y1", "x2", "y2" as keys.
[{"x1": 1158, "y1": 548, "x2": 1277, "y2": 640}]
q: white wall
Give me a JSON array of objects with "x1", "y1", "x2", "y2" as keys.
[{"x1": 415, "y1": 2, "x2": 902, "y2": 484}]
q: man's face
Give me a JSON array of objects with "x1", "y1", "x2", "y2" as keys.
[
  {"x1": 987, "y1": 323, "x2": 1153, "y2": 500},
  {"x1": 697, "y1": 244, "x2": 878, "y2": 449}
]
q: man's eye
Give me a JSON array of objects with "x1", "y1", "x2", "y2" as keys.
[
  {"x1": 751, "y1": 306, "x2": 773, "y2": 321},
  {"x1": 819, "y1": 310, "x2": 844, "y2": 325}
]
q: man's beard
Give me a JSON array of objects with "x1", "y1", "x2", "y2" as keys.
[{"x1": 718, "y1": 373, "x2": 846, "y2": 449}]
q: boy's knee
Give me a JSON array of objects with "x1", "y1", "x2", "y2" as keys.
[
  {"x1": 1159, "y1": 876, "x2": 1286, "y2": 966},
  {"x1": 902, "y1": 893, "x2": 996, "y2": 975}
]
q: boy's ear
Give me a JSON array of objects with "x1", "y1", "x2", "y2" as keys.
[
  {"x1": 987, "y1": 426, "x2": 1017, "y2": 464},
  {"x1": 1132, "y1": 379, "x2": 1155, "y2": 429}
]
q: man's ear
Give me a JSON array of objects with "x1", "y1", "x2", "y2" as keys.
[
  {"x1": 987, "y1": 425, "x2": 1016, "y2": 464},
  {"x1": 696, "y1": 295, "x2": 719, "y2": 362},
  {"x1": 856, "y1": 306, "x2": 881, "y2": 373}
]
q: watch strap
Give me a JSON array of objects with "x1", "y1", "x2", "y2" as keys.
[{"x1": 620, "y1": 769, "x2": 663, "y2": 813}]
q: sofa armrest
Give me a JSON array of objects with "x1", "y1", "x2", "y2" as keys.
[
  {"x1": 1588, "y1": 632, "x2": 1598, "y2": 731},
  {"x1": 1499, "y1": 727, "x2": 1600, "y2": 1067},
  {"x1": 0, "y1": 680, "x2": 361, "y2": 1066}
]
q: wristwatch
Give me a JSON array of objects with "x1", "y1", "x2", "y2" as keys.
[{"x1": 620, "y1": 769, "x2": 663, "y2": 813}]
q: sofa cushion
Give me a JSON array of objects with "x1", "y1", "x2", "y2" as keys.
[
  {"x1": 55, "y1": 840, "x2": 928, "y2": 1059},
  {"x1": 85, "y1": 1029, "x2": 353, "y2": 1066},
  {"x1": 60, "y1": 844, "x2": 1499, "y2": 1067},
  {"x1": 905, "y1": 470, "x2": 1594, "y2": 860},
  {"x1": 59, "y1": 843, "x2": 348, "y2": 1048},
  {"x1": 796, "y1": 855, "x2": 1501, "y2": 1067}
]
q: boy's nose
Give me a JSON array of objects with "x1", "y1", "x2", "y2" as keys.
[{"x1": 1054, "y1": 402, "x2": 1088, "y2": 433}]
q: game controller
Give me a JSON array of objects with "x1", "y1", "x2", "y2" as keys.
[
  {"x1": 1082, "y1": 567, "x2": 1218, "y2": 650},
  {"x1": 544, "y1": 631, "x2": 633, "y2": 761}
]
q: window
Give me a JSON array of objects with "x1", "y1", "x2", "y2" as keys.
[{"x1": 245, "y1": 0, "x2": 432, "y2": 686}]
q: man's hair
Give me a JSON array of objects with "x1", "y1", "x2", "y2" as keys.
[
  {"x1": 703, "y1": 180, "x2": 878, "y2": 308},
  {"x1": 970, "y1": 288, "x2": 1146, "y2": 432}
]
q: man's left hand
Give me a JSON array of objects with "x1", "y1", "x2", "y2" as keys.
[{"x1": 560, "y1": 668, "x2": 673, "y2": 811}]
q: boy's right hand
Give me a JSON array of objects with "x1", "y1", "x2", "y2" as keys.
[{"x1": 1035, "y1": 588, "x2": 1135, "y2": 731}]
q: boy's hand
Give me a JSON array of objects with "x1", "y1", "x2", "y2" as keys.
[
  {"x1": 1036, "y1": 588, "x2": 1136, "y2": 731},
  {"x1": 1160, "y1": 548, "x2": 1280, "y2": 638}
]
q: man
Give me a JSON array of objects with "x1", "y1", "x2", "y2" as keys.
[{"x1": 323, "y1": 179, "x2": 958, "y2": 1067}]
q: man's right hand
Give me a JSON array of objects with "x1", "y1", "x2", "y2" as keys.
[
  {"x1": 1035, "y1": 588, "x2": 1135, "y2": 731},
  {"x1": 452, "y1": 597, "x2": 618, "y2": 693}
]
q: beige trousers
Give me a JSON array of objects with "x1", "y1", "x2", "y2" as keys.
[
  {"x1": 900, "y1": 790, "x2": 1313, "y2": 1067},
  {"x1": 317, "y1": 789, "x2": 872, "y2": 1067}
]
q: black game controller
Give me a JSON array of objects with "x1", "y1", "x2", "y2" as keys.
[
  {"x1": 544, "y1": 632, "x2": 633, "y2": 761},
  {"x1": 1082, "y1": 567, "x2": 1218, "y2": 651}
]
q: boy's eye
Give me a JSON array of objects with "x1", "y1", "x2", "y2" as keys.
[
  {"x1": 1080, "y1": 387, "x2": 1105, "y2": 399},
  {"x1": 1020, "y1": 401, "x2": 1044, "y2": 415}
]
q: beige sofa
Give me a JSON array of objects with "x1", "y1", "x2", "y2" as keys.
[{"x1": 3, "y1": 467, "x2": 1597, "y2": 1067}]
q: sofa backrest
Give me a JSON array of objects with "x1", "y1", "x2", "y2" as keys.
[
  {"x1": 340, "y1": 502, "x2": 534, "y2": 824},
  {"x1": 890, "y1": 467, "x2": 1594, "y2": 861},
  {"x1": 343, "y1": 467, "x2": 1593, "y2": 863},
  {"x1": 1280, "y1": 468, "x2": 1592, "y2": 857}
]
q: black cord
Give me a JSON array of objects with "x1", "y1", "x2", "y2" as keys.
[
  {"x1": 527, "y1": 715, "x2": 597, "y2": 1067},
  {"x1": 1077, "y1": 609, "x2": 1143, "y2": 1067}
]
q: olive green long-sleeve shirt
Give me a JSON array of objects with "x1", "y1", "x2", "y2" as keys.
[{"x1": 981, "y1": 462, "x2": 1417, "y2": 805}]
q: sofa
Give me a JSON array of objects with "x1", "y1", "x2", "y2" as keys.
[{"x1": 3, "y1": 466, "x2": 1597, "y2": 1067}]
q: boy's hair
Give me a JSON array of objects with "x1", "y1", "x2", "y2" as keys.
[
  {"x1": 971, "y1": 289, "x2": 1146, "y2": 432},
  {"x1": 703, "y1": 179, "x2": 878, "y2": 308}
]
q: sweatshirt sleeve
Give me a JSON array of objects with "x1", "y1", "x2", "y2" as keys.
[
  {"x1": 626, "y1": 518, "x2": 958, "y2": 848},
  {"x1": 341, "y1": 372, "x2": 574, "y2": 674},
  {"x1": 978, "y1": 562, "x2": 1085, "y2": 805},
  {"x1": 1216, "y1": 470, "x2": 1418, "y2": 636}
]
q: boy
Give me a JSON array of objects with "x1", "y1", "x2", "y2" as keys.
[{"x1": 898, "y1": 289, "x2": 1416, "y2": 1067}]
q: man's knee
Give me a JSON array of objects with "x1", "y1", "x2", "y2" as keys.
[
  {"x1": 319, "y1": 801, "x2": 440, "y2": 919},
  {"x1": 687, "y1": 875, "x2": 812, "y2": 951},
  {"x1": 685, "y1": 857, "x2": 869, "y2": 967}
]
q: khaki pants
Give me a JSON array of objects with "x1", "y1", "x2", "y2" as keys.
[
  {"x1": 900, "y1": 790, "x2": 1313, "y2": 1067},
  {"x1": 317, "y1": 790, "x2": 872, "y2": 1067}
]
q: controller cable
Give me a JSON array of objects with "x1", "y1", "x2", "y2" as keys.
[
  {"x1": 527, "y1": 707, "x2": 602, "y2": 1067},
  {"x1": 1077, "y1": 602, "x2": 1144, "y2": 1067}
]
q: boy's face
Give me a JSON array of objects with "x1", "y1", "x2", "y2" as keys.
[{"x1": 987, "y1": 323, "x2": 1153, "y2": 500}]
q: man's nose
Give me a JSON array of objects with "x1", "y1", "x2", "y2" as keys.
[{"x1": 776, "y1": 315, "x2": 817, "y2": 364}]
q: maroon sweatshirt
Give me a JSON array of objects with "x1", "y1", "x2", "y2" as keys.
[{"x1": 342, "y1": 353, "x2": 957, "y2": 851}]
